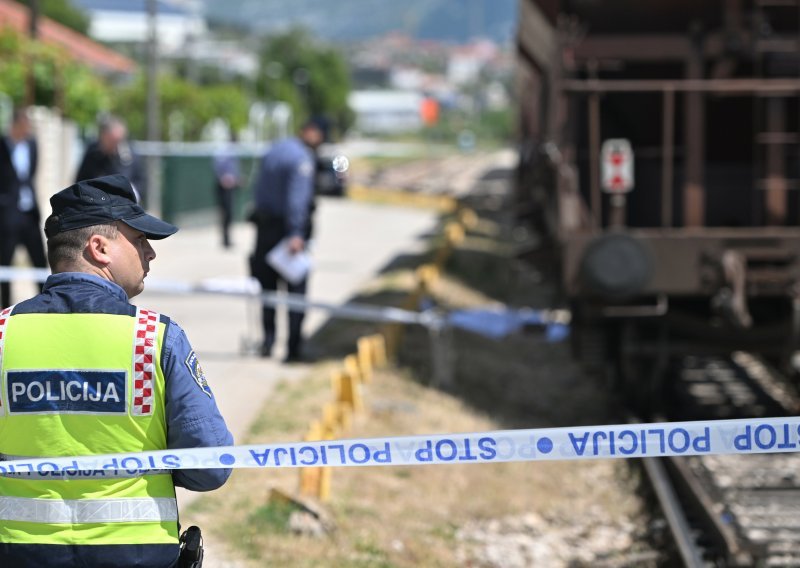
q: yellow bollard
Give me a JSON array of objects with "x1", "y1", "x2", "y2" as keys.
[
  {"x1": 349, "y1": 370, "x2": 365, "y2": 412},
  {"x1": 299, "y1": 467, "x2": 320, "y2": 497},
  {"x1": 318, "y1": 464, "x2": 332, "y2": 502},
  {"x1": 443, "y1": 197, "x2": 458, "y2": 213},
  {"x1": 415, "y1": 264, "x2": 440, "y2": 294},
  {"x1": 299, "y1": 420, "x2": 324, "y2": 497},
  {"x1": 344, "y1": 354, "x2": 362, "y2": 384},
  {"x1": 338, "y1": 370, "x2": 364, "y2": 412},
  {"x1": 357, "y1": 337, "x2": 374, "y2": 384},
  {"x1": 318, "y1": 430, "x2": 335, "y2": 502},
  {"x1": 370, "y1": 334, "x2": 388, "y2": 368},
  {"x1": 445, "y1": 222, "x2": 465, "y2": 245},
  {"x1": 381, "y1": 323, "x2": 400, "y2": 362},
  {"x1": 333, "y1": 370, "x2": 347, "y2": 404},
  {"x1": 322, "y1": 402, "x2": 340, "y2": 435},
  {"x1": 458, "y1": 208, "x2": 478, "y2": 229}
]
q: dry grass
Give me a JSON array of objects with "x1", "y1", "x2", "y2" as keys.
[{"x1": 187, "y1": 365, "x2": 647, "y2": 567}]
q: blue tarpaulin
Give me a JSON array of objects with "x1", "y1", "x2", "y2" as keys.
[{"x1": 447, "y1": 308, "x2": 570, "y2": 341}]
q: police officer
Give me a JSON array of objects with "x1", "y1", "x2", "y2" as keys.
[
  {"x1": 250, "y1": 119, "x2": 323, "y2": 361},
  {"x1": 0, "y1": 175, "x2": 234, "y2": 567},
  {"x1": 212, "y1": 135, "x2": 242, "y2": 249}
]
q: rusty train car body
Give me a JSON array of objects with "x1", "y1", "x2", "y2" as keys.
[{"x1": 516, "y1": 0, "x2": 800, "y2": 405}]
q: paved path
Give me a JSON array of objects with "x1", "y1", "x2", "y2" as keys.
[
  {"x1": 136, "y1": 196, "x2": 437, "y2": 565},
  {"x1": 140, "y1": 196, "x2": 436, "y2": 439}
]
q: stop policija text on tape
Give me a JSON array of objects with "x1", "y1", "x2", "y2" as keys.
[{"x1": 1, "y1": 417, "x2": 798, "y2": 478}]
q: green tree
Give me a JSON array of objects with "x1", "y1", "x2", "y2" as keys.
[
  {"x1": 0, "y1": 30, "x2": 27, "y2": 103},
  {"x1": 0, "y1": 27, "x2": 109, "y2": 127},
  {"x1": 256, "y1": 28, "x2": 354, "y2": 138},
  {"x1": 111, "y1": 74, "x2": 249, "y2": 140},
  {"x1": 13, "y1": 0, "x2": 90, "y2": 35},
  {"x1": 198, "y1": 84, "x2": 250, "y2": 133}
]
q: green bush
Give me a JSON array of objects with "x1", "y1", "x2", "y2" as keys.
[{"x1": 0, "y1": 28, "x2": 109, "y2": 127}]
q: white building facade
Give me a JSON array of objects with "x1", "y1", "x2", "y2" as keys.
[{"x1": 348, "y1": 90, "x2": 423, "y2": 134}]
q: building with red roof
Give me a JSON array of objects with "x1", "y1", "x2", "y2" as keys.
[{"x1": 0, "y1": 0, "x2": 136, "y2": 75}]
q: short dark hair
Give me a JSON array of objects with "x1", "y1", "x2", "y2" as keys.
[{"x1": 47, "y1": 223, "x2": 119, "y2": 271}]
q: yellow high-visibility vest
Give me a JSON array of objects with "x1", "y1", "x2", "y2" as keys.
[{"x1": 0, "y1": 307, "x2": 178, "y2": 546}]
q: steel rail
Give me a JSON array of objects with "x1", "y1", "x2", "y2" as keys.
[{"x1": 641, "y1": 456, "x2": 705, "y2": 568}]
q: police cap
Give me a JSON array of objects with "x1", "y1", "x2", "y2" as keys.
[{"x1": 45, "y1": 175, "x2": 178, "y2": 240}]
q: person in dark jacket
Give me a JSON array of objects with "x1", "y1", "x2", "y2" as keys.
[
  {"x1": 76, "y1": 115, "x2": 147, "y2": 202},
  {"x1": 0, "y1": 175, "x2": 234, "y2": 567},
  {"x1": 0, "y1": 107, "x2": 47, "y2": 308},
  {"x1": 250, "y1": 120, "x2": 323, "y2": 361}
]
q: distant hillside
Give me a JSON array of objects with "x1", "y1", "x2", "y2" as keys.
[{"x1": 200, "y1": 0, "x2": 518, "y2": 44}]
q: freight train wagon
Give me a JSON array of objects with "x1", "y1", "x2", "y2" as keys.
[{"x1": 516, "y1": 0, "x2": 800, "y2": 410}]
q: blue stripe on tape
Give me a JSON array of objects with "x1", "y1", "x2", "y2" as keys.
[{"x1": 2, "y1": 417, "x2": 799, "y2": 478}]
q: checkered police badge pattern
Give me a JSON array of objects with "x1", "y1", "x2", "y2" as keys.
[
  {"x1": 132, "y1": 308, "x2": 159, "y2": 416},
  {"x1": 0, "y1": 306, "x2": 12, "y2": 416}
]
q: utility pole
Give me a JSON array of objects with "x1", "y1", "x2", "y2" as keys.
[
  {"x1": 28, "y1": 0, "x2": 38, "y2": 37},
  {"x1": 25, "y1": 0, "x2": 39, "y2": 106},
  {"x1": 146, "y1": 0, "x2": 161, "y2": 214}
]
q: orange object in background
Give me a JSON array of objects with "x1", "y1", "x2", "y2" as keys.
[{"x1": 420, "y1": 97, "x2": 440, "y2": 126}]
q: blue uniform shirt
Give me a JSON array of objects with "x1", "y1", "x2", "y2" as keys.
[
  {"x1": 212, "y1": 144, "x2": 241, "y2": 184},
  {"x1": 253, "y1": 137, "x2": 315, "y2": 237},
  {"x1": 11, "y1": 272, "x2": 234, "y2": 491}
]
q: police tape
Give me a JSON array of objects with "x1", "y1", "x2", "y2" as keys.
[
  {"x1": 2, "y1": 416, "x2": 799, "y2": 478},
  {"x1": 0, "y1": 267, "x2": 49, "y2": 283},
  {"x1": 0, "y1": 267, "x2": 440, "y2": 327},
  {"x1": 0, "y1": 268, "x2": 571, "y2": 331}
]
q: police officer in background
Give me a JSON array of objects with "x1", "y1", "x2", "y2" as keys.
[
  {"x1": 212, "y1": 134, "x2": 242, "y2": 249},
  {"x1": 250, "y1": 119, "x2": 323, "y2": 362},
  {"x1": 0, "y1": 175, "x2": 233, "y2": 567}
]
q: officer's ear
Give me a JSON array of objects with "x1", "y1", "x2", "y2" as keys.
[{"x1": 85, "y1": 233, "x2": 112, "y2": 266}]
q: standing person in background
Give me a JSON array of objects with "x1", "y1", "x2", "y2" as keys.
[
  {"x1": 76, "y1": 115, "x2": 147, "y2": 203},
  {"x1": 0, "y1": 107, "x2": 47, "y2": 308},
  {"x1": 250, "y1": 119, "x2": 324, "y2": 362},
  {"x1": 212, "y1": 135, "x2": 242, "y2": 248}
]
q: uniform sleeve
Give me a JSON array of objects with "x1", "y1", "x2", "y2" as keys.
[
  {"x1": 161, "y1": 320, "x2": 234, "y2": 491},
  {"x1": 286, "y1": 149, "x2": 315, "y2": 237}
]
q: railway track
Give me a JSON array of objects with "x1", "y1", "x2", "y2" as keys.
[
  {"x1": 640, "y1": 353, "x2": 800, "y2": 567},
  {"x1": 361, "y1": 151, "x2": 516, "y2": 198}
]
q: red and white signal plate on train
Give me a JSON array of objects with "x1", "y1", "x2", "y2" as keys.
[{"x1": 601, "y1": 139, "x2": 634, "y2": 193}]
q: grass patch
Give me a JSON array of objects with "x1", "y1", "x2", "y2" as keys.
[
  {"x1": 247, "y1": 371, "x2": 334, "y2": 438},
  {"x1": 248, "y1": 500, "x2": 299, "y2": 534}
]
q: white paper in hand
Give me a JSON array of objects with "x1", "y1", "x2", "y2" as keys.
[{"x1": 266, "y1": 238, "x2": 312, "y2": 284}]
